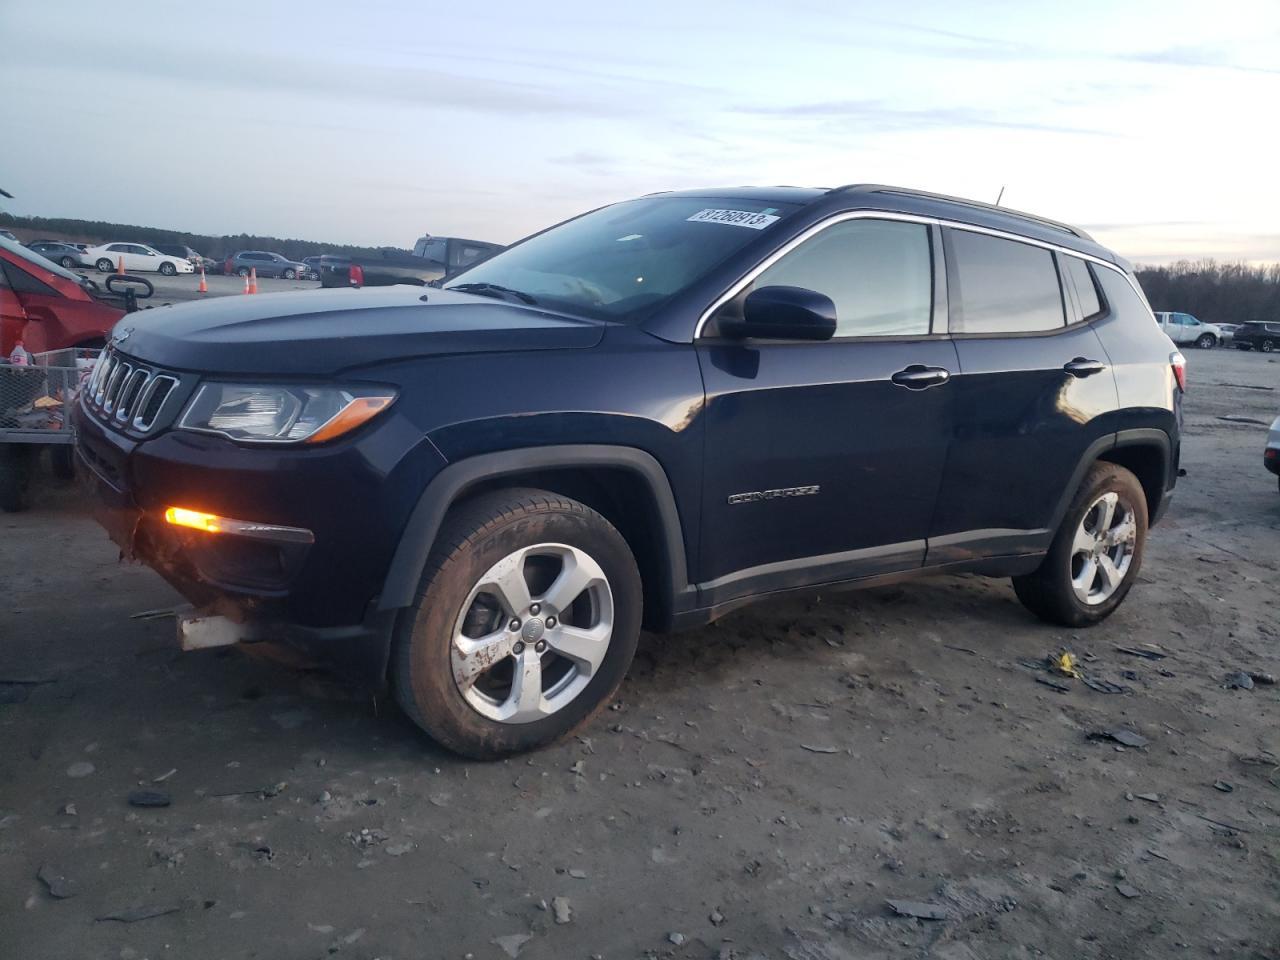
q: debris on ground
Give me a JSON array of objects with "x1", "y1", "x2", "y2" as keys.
[
  {"x1": 709, "y1": 907, "x2": 725, "y2": 925},
  {"x1": 1035, "y1": 676, "x2": 1072, "y2": 693},
  {"x1": 37, "y1": 864, "x2": 76, "y2": 899},
  {"x1": 65, "y1": 761, "x2": 95, "y2": 778},
  {"x1": 1116, "y1": 645, "x2": 1167, "y2": 661},
  {"x1": 152, "y1": 768, "x2": 177, "y2": 783},
  {"x1": 800, "y1": 744, "x2": 840, "y2": 754},
  {"x1": 1247, "y1": 671, "x2": 1276, "y2": 685},
  {"x1": 1081, "y1": 675, "x2": 1130, "y2": 695},
  {"x1": 1134, "y1": 792, "x2": 1161, "y2": 803},
  {"x1": 1213, "y1": 780, "x2": 1234, "y2": 792},
  {"x1": 492, "y1": 933, "x2": 533, "y2": 958},
  {"x1": 127, "y1": 789, "x2": 171, "y2": 808},
  {"x1": 1115, "y1": 883, "x2": 1142, "y2": 899},
  {"x1": 886, "y1": 899, "x2": 951, "y2": 920},
  {"x1": 552, "y1": 896, "x2": 572, "y2": 924},
  {"x1": 1223, "y1": 672, "x2": 1255, "y2": 690},
  {"x1": 1088, "y1": 729, "x2": 1149, "y2": 749},
  {"x1": 667, "y1": 931, "x2": 687, "y2": 945},
  {"x1": 95, "y1": 903, "x2": 184, "y2": 923},
  {"x1": 1053, "y1": 651, "x2": 1081, "y2": 678}
]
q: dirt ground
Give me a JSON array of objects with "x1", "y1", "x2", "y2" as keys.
[{"x1": 2, "y1": 347, "x2": 1277, "y2": 960}]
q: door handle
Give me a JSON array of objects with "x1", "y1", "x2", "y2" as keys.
[
  {"x1": 891, "y1": 365, "x2": 951, "y2": 390},
  {"x1": 1063, "y1": 357, "x2": 1107, "y2": 378}
]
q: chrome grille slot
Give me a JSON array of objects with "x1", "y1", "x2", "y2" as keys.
[
  {"x1": 132, "y1": 376, "x2": 177, "y2": 431},
  {"x1": 93, "y1": 354, "x2": 118, "y2": 405},
  {"x1": 115, "y1": 368, "x2": 151, "y2": 423},
  {"x1": 102, "y1": 362, "x2": 131, "y2": 414}
]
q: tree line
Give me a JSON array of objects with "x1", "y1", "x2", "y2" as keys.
[
  {"x1": 0, "y1": 213, "x2": 409, "y2": 261},
  {"x1": 1135, "y1": 260, "x2": 1280, "y2": 324}
]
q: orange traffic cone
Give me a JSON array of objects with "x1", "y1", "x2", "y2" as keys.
[
  {"x1": 116, "y1": 256, "x2": 125, "y2": 275},
  {"x1": 248, "y1": 267, "x2": 258, "y2": 295},
  {"x1": 242, "y1": 272, "x2": 251, "y2": 295},
  {"x1": 198, "y1": 267, "x2": 208, "y2": 294}
]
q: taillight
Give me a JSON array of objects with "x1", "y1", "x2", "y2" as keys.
[
  {"x1": 1170, "y1": 350, "x2": 1187, "y2": 392},
  {"x1": 349, "y1": 264, "x2": 364, "y2": 288}
]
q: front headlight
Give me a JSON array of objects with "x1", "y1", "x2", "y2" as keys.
[{"x1": 178, "y1": 383, "x2": 396, "y2": 444}]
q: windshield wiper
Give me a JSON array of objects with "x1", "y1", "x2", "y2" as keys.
[{"x1": 449, "y1": 282, "x2": 538, "y2": 306}]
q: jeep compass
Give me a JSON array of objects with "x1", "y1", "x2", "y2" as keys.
[{"x1": 76, "y1": 185, "x2": 1183, "y2": 757}]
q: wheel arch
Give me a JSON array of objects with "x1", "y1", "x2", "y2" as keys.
[
  {"x1": 1049, "y1": 429, "x2": 1173, "y2": 536},
  {"x1": 377, "y1": 445, "x2": 694, "y2": 632}
]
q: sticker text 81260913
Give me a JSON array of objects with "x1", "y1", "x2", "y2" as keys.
[{"x1": 686, "y1": 209, "x2": 780, "y2": 230}]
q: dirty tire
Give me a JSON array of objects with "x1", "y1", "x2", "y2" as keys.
[
  {"x1": 1012, "y1": 462, "x2": 1148, "y2": 627},
  {"x1": 0, "y1": 446, "x2": 33, "y2": 512},
  {"x1": 393, "y1": 489, "x2": 642, "y2": 759}
]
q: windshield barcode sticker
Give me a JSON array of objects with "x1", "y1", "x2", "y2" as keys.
[{"x1": 687, "y1": 208, "x2": 780, "y2": 229}]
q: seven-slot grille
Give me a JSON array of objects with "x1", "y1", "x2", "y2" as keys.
[{"x1": 85, "y1": 348, "x2": 180, "y2": 433}]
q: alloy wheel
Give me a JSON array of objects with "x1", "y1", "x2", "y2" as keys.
[
  {"x1": 450, "y1": 543, "x2": 613, "y2": 724},
  {"x1": 1069, "y1": 492, "x2": 1137, "y2": 605}
]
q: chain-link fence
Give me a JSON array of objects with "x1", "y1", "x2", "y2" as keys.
[{"x1": 0, "y1": 348, "x2": 100, "y2": 443}]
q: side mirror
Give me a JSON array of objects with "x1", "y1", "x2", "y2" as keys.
[{"x1": 721, "y1": 285, "x2": 837, "y2": 341}]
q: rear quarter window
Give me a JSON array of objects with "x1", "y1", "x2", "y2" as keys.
[
  {"x1": 948, "y1": 230, "x2": 1065, "y2": 334},
  {"x1": 1061, "y1": 255, "x2": 1103, "y2": 321}
]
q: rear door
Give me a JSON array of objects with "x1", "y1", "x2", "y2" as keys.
[
  {"x1": 927, "y1": 230, "x2": 1118, "y2": 563},
  {"x1": 696, "y1": 216, "x2": 957, "y2": 606}
]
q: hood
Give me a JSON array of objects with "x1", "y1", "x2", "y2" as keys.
[{"x1": 112, "y1": 287, "x2": 606, "y2": 376}]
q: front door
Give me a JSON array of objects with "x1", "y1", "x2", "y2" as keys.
[{"x1": 696, "y1": 217, "x2": 956, "y2": 607}]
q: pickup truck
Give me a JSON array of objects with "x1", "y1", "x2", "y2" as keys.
[
  {"x1": 1154, "y1": 311, "x2": 1224, "y2": 349},
  {"x1": 318, "y1": 235, "x2": 503, "y2": 288}
]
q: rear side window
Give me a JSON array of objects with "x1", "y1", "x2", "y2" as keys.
[
  {"x1": 751, "y1": 219, "x2": 933, "y2": 337},
  {"x1": 948, "y1": 231, "x2": 1064, "y2": 333},
  {"x1": 1061, "y1": 255, "x2": 1103, "y2": 320}
]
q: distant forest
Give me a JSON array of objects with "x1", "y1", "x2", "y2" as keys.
[
  {"x1": 1135, "y1": 261, "x2": 1280, "y2": 324},
  {"x1": 0, "y1": 213, "x2": 409, "y2": 261}
]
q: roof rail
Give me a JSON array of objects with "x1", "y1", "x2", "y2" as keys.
[{"x1": 828, "y1": 184, "x2": 1092, "y2": 241}]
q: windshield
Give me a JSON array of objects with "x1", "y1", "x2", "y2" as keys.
[
  {"x1": 0, "y1": 234, "x2": 86, "y2": 284},
  {"x1": 445, "y1": 196, "x2": 799, "y2": 320}
]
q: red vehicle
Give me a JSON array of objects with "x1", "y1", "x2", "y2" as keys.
[{"x1": 0, "y1": 236, "x2": 125, "y2": 356}]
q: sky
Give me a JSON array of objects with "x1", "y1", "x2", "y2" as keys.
[{"x1": 2, "y1": 0, "x2": 1278, "y2": 264}]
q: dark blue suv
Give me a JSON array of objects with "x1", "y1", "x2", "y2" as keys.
[{"x1": 76, "y1": 185, "x2": 1183, "y2": 757}]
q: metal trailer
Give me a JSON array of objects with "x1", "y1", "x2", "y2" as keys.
[{"x1": 0, "y1": 347, "x2": 100, "y2": 511}]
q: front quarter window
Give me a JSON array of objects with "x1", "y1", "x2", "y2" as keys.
[{"x1": 446, "y1": 196, "x2": 799, "y2": 321}]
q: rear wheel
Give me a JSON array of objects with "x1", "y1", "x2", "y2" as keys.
[
  {"x1": 49, "y1": 445, "x2": 76, "y2": 483},
  {"x1": 95, "y1": 258, "x2": 113, "y2": 273},
  {"x1": 1195, "y1": 333, "x2": 1216, "y2": 349},
  {"x1": 393, "y1": 489, "x2": 642, "y2": 759},
  {"x1": 59, "y1": 256, "x2": 76, "y2": 268},
  {"x1": 1012, "y1": 463, "x2": 1148, "y2": 627}
]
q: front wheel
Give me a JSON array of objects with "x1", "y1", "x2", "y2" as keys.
[
  {"x1": 1012, "y1": 463, "x2": 1148, "y2": 627},
  {"x1": 1263, "y1": 340, "x2": 1276, "y2": 354},
  {"x1": 95, "y1": 258, "x2": 114, "y2": 273},
  {"x1": 158, "y1": 261, "x2": 176, "y2": 276},
  {"x1": 237, "y1": 266, "x2": 250, "y2": 278},
  {"x1": 393, "y1": 489, "x2": 642, "y2": 759},
  {"x1": 1196, "y1": 333, "x2": 1216, "y2": 349},
  {"x1": 282, "y1": 268, "x2": 296, "y2": 280}
]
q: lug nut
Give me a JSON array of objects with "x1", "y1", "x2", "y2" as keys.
[
  {"x1": 534, "y1": 641, "x2": 546, "y2": 653},
  {"x1": 513, "y1": 641, "x2": 526, "y2": 654},
  {"x1": 530, "y1": 603, "x2": 541, "y2": 615},
  {"x1": 509, "y1": 619, "x2": 520, "y2": 631},
  {"x1": 546, "y1": 616, "x2": 557, "y2": 628}
]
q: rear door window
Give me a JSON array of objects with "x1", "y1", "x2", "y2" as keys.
[
  {"x1": 948, "y1": 230, "x2": 1065, "y2": 333},
  {"x1": 1061, "y1": 255, "x2": 1103, "y2": 321}
]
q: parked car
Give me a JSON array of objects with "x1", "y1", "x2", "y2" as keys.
[
  {"x1": 0, "y1": 230, "x2": 16, "y2": 242},
  {"x1": 223, "y1": 250, "x2": 307, "y2": 279},
  {"x1": 76, "y1": 184, "x2": 1182, "y2": 758},
  {"x1": 26, "y1": 241, "x2": 86, "y2": 270},
  {"x1": 152, "y1": 243, "x2": 215, "y2": 273},
  {"x1": 1154, "y1": 311, "x2": 1223, "y2": 348},
  {"x1": 1215, "y1": 322, "x2": 1240, "y2": 344},
  {"x1": 83, "y1": 242, "x2": 195, "y2": 276},
  {"x1": 301, "y1": 256, "x2": 323, "y2": 280},
  {"x1": 318, "y1": 236, "x2": 502, "y2": 288},
  {"x1": 0, "y1": 235, "x2": 126, "y2": 355},
  {"x1": 1266, "y1": 416, "x2": 1280, "y2": 492},
  {"x1": 1233, "y1": 321, "x2": 1280, "y2": 352}
]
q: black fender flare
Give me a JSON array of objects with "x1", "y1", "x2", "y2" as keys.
[
  {"x1": 376, "y1": 444, "x2": 692, "y2": 614},
  {"x1": 1046, "y1": 428, "x2": 1173, "y2": 535}
]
